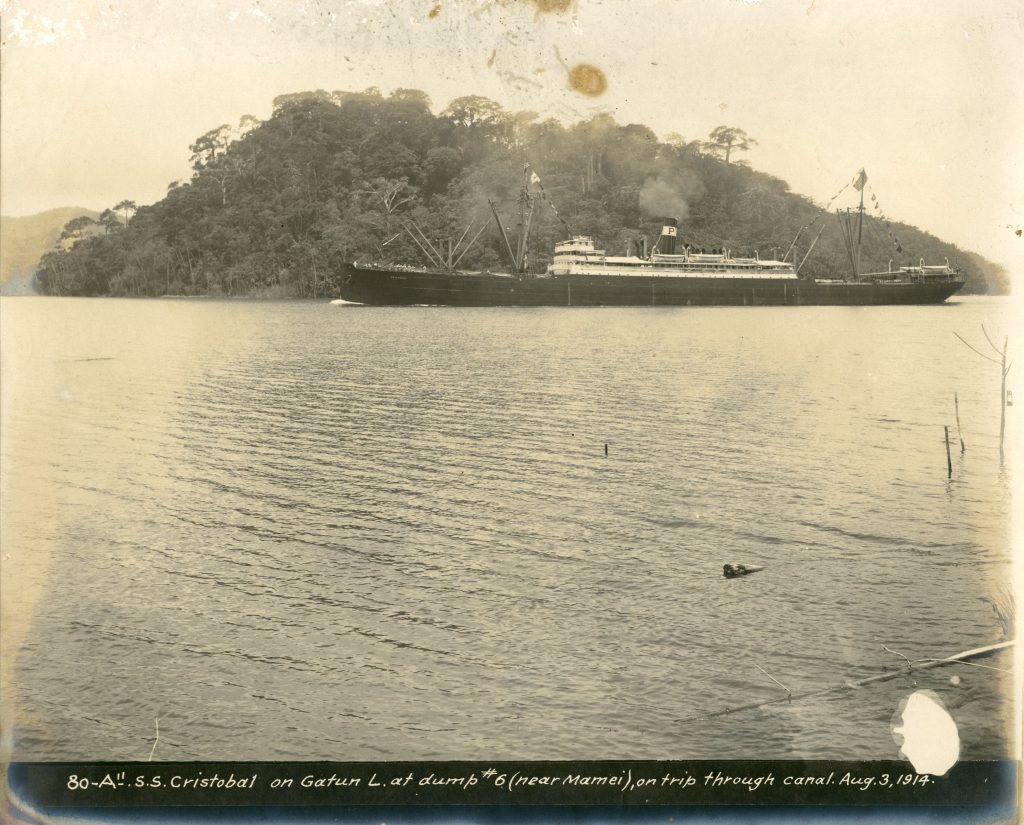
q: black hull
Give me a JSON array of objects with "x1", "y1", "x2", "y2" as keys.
[{"x1": 337, "y1": 264, "x2": 965, "y2": 307}]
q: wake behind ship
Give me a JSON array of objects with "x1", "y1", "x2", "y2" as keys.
[{"x1": 337, "y1": 170, "x2": 965, "y2": 307}]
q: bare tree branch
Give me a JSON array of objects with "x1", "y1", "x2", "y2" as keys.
[
  {"x1": 981, "y1": 324, "x2": 1003, "y2": 356},
  {"x1": 954, "y1": 332, "x2": 1001, "y2": 365}
]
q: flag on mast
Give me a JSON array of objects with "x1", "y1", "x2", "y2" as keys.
[{"x1": 853, "y1": 168, "x2": 867, "y2": 191}]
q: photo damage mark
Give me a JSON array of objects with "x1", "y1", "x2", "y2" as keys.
[
  {"x1": 531, "y1": 0, "x2": 574, "y2": 14},
  {"x1": 891, "y1": 691, "x2": 961, "y2": 776},
  {"x1": 567, "y1": 63, "x2": 606, "y2": 97}
]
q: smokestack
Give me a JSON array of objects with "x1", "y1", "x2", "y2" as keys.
[{"x1": 660, "y1": 218, "x2": 678, "y2": 255}]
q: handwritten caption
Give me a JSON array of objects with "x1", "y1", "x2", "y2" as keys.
[{"x1": 63, "y1": 767, "x2": 933, "y2": 797}]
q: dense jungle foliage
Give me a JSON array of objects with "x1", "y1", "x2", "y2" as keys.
[{"x1": 36, "y1": 87, "x2": 1007, "y2": 296}]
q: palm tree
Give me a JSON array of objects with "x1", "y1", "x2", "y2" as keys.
[{"x1": 113, "y1": 199, "x2": 137, "y2": 227}]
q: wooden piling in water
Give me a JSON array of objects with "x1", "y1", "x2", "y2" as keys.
[
  {"x1": 953, "y1": 326, "x2": 1011, "y2": 461},
  {"x1": 944, "y1": 426, "x2": 952, "y2": 478},
  {"x1": 1000, "y1": 336, "x2": 1007, "y2": 458},
  {"x1": 954, "y1": 393, "x2": 965, "y2": 453}
]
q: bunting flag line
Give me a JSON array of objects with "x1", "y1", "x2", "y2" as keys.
[
  {"x1": 866, "y1": 184, "x2": 883, "y2": 216},
  {"x1": 824, "y1": 180, "x2": 850, "y2": 208},
  {"x1": 815, "y1": 170, "x2": 914, "y2": 259},
  {"x1": 864, "y1": 181, "x2": 907, "y2": 254},
  {"x1": 531, "y1": 172, "x2": 572, "y2": 236}
]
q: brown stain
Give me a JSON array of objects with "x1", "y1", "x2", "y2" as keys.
[
  {"x1": 568, "y1": 63, "x2": 607, "y2": 97},
  {"x1": 532, "y1": 0, "x2": 574, "y2": 13},
  {"x1": 487, "y1": 48, "x2": 497, "y2": 67},
  {"x1": 1016, "y1": 228, "x2": 1022, "y2": 237},
  {"x1": 428, "y1": 3, "x2": 442, "y2": 19}
]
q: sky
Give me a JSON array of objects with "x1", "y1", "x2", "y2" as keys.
[{"x1": 2, "y1": 0, "x2": 1023, "y2": 279}]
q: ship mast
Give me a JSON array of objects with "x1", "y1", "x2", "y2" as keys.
[
  {"x1": 516, "y1": 163, "x2": 536, "y2": 275},
  {"x1": 489, "y1": 199, "x2": 519, "y2": 272},
  {"x1": 489, "y1": 163, "x2": 537, "y2": 277},
  {"x1": 855, "y1": 172, "x2": 865, "y2": 277},
  {"x1": 837, "y1": 168, "x2": 867, "y2": 280}
]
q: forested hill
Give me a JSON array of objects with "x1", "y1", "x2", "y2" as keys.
[
  {"x1": 36, "y1": 88, "x2": 1009, "y2": 297},
  {"x1": 2, "y1": 207, "x2": 98, "y2": 294}
]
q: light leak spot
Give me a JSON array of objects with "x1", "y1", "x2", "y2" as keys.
[{"x1": 891, "y1": 690, "x2": 960, "y2": 776}]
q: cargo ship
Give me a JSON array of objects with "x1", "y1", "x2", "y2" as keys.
[{"x1": 336, "y1": 171, "x2": 965, "y2": 307}]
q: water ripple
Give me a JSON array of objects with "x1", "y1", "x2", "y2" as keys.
[{"x1": 2, "y1": 297, "x2": 1014, "y2": 762}]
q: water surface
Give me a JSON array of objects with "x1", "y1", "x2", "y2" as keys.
[{"x1": 1, "y1": 296, "x2": 1015, "y2": 761}]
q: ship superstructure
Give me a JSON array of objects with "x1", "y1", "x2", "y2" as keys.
[{"x1": 547, "y1": 222, "x2": 797, "y2": 281}]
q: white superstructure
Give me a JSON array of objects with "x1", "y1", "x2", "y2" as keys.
[{"x1": 546, "y1": 236, "x2": 799, "y2": 280}]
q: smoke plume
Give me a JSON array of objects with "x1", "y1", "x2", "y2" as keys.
[{"x1": 638, "y1": 173, "x2": 703, "y2": 220}]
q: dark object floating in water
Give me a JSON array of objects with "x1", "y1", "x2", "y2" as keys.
[{"x1": 723, "y1": 564, "x2": 764, "y2": 578}]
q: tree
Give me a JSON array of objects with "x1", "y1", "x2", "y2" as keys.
[
  {"x1": 506, "y1": 110, "x2": 539, "y2": 149},
  {"x1": 355, "y1": 178, "x2": 419, "y2": 257},
  {"x1": 272, "y1": 90, "x2": 333, "y2": 112},
  {"x1": 664, "y1": 132, "x2": 702, "y2": 157},
  {"x1": 58, "y1": 215, "x2": 97, "y2": 246},
  {"x1": 98, "y1": 209, "x2": 122, "y2": 234},
  {"x1": 188, "y1": 123, "x2": 248, "y2": 207},
  {"x1": 423, "y1": 146, "x2": 463, "y2": 195},
  {"x1": 189, "y1": 125, "x2": 233, "y2": 170},
  {"x1": 390, "y1": 88, "x2": 432, "y2": 109},
  {"x1": 442, "y1": 95, "x2": 505, "y2": 129},
  {"x1": 238, "y1": 114, "x2": 262, "y2": 136},
  {"x1": 113, "y1": 200, "x2": 137, "y2": 227},
  {"x1": 703, "y1": 126, "x2": 757, "y2": 164}
]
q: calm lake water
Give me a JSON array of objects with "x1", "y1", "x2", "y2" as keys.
[{"x1": 0, "y1": 295, "x2": 1016, "y2": 761}]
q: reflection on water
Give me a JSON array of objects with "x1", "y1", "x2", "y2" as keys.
[{"x1": 0, "y1": 296, "x2": 1015, "y2": 760}]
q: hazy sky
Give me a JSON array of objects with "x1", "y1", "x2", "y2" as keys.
[{"x1": 2, "y1": 0, "x2": 1023, "y2": 277}]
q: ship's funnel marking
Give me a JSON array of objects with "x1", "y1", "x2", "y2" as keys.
[{"x1": 660, "y1": 218, "x2": 678, "y2": 254}]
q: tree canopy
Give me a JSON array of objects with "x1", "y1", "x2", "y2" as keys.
[
  {"x1": 35, "y1": 89, "x2": 1007, "y2": 297},
  {"x1": 703, "y1": 126, "x2": 757, "y2": 164}
]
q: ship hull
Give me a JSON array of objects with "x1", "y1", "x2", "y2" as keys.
[{"x1": 337, "y1": 264, "x2": 965, "y2": 307}]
